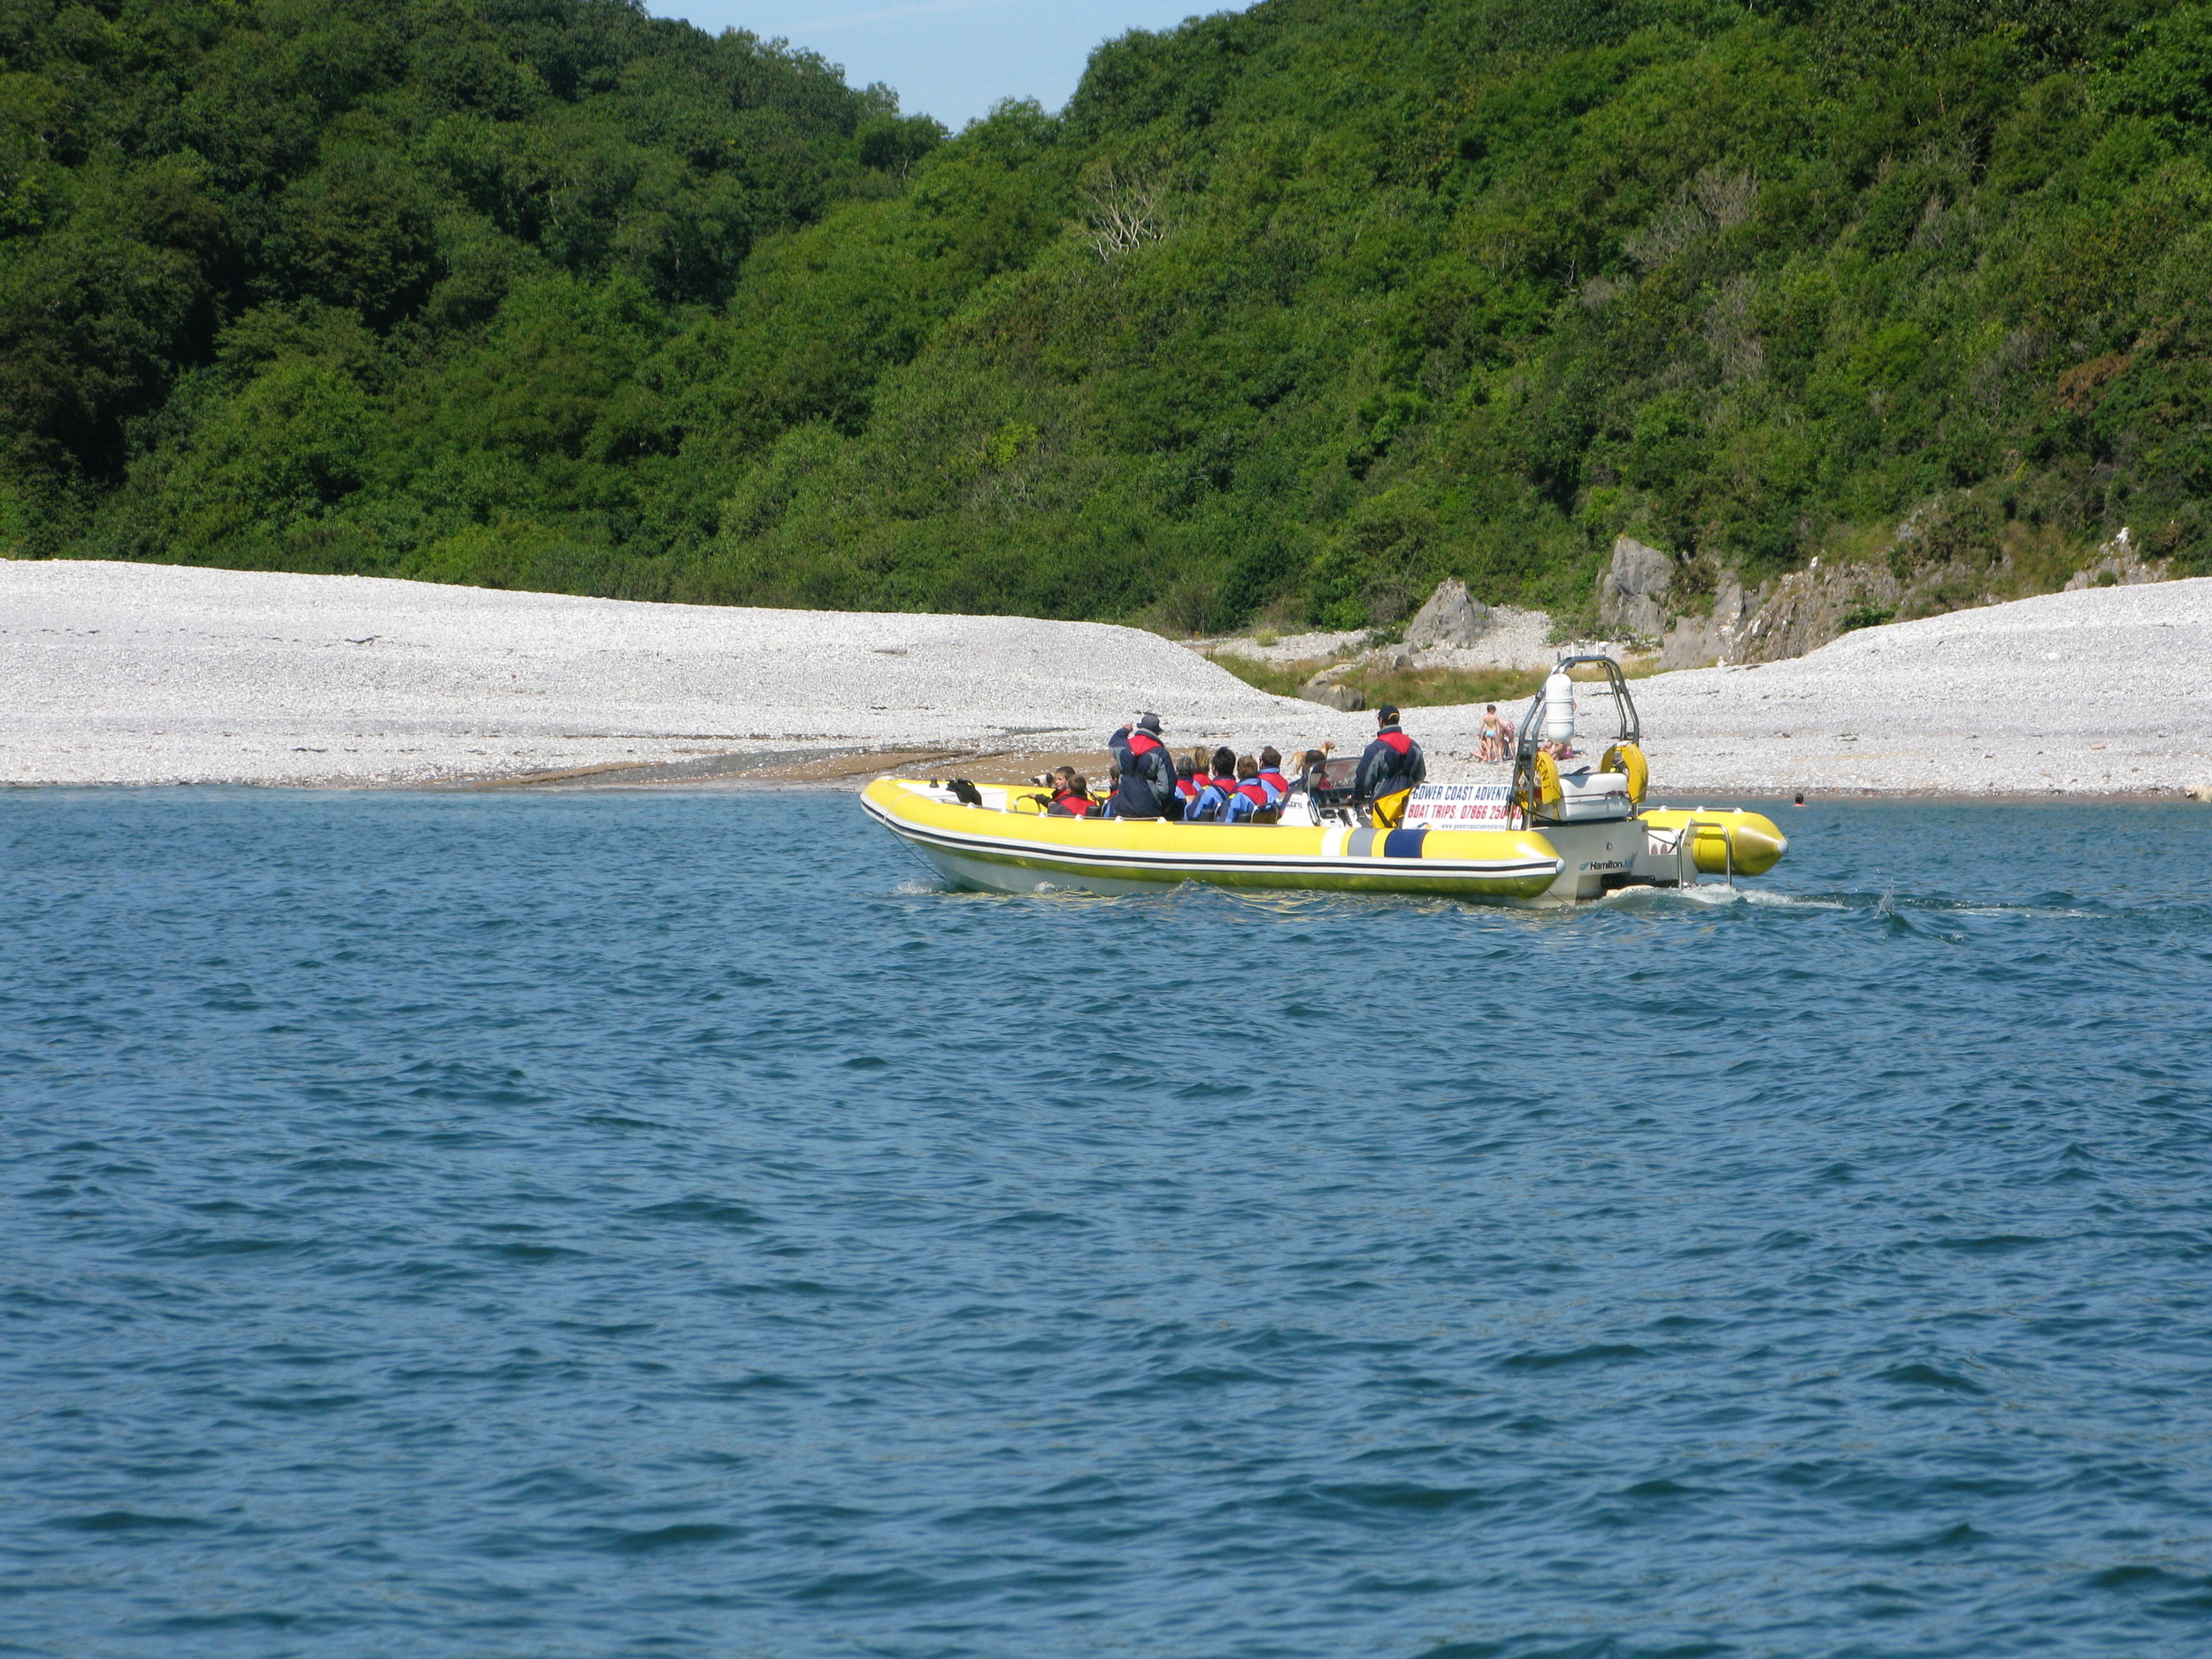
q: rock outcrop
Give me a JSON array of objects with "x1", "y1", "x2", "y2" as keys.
[
  {"x1": 1732, "y1": 561, "x2": 1904, "y2": 664},
  {"x1": 1658, "y1": 572, "x2": 1755, "y2": 671},
  {"x1": 1299, "y1": 664, "x2": 1366, "y2": 710},
  {"x1": 1292, "y1": 668, "x2": 1363, "y2": 708},
  {"x1": 1597, "y1": 536, "x2": 1674, "y2": 640},
  {"x1": 1403, "y1": 579, "x2": 1490, "y2": 649},
  {"x1": 1640, "y1": 521, "x2": 2177, "y2": 670},
  {"x1": 2063, "y1": 527, "x2": 2170, "y2": 591}
]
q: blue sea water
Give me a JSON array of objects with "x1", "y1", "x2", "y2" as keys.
[{"x1": 3, "y1": 788, "x2": 2210, "y2": 1659}]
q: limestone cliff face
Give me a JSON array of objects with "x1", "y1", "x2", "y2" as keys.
[
  {"x1": 2062, "y1": 527, "x2": 2168, "y2": 591},
  {"x1": 1597, "y1": 537, "x2": 1674, "y2": 641},
  {"x1": 1642, "y1": 527, "x2": 2171, "y2": 668},
  {"x1": 1657, "y1": 572, "x2": 1758, "y2": 669},
  {"x1": 1727, "y1": 563, "x2": 1904, "y2": 664}
]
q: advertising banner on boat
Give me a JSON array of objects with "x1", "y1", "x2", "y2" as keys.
[{"x1": 1402, "y1": 783, "x2": 1513, "y2": 826}]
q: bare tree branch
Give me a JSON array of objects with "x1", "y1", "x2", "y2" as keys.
[{"x1": 1081, "y1": 164, "x2": 1168, "y2": 263}]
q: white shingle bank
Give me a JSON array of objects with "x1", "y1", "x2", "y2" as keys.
[
  {"x1": 0, "y1": 561, "x2": 1318, "y2": 786},
  {"x1": 4, "y1": 559, "x2": 2207, "y2": 795}
]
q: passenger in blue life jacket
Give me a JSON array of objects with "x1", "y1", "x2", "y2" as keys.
[
  {"x1": 1046, "y1": 767, "x2": 1094, "y2": 817},
  {"x1": 1108, "y1": 713, "x2": 1182, "y2": 819},
  {"x1": 1187, "y1": 748, "x2": 1217, "y2": 799},
  {"x1": 1222, "y1": 756, "x2": 1279, "y2": 823},
  {"x1": 1186, "y1": 746, "x2": 1240, "y2": 822},
  {"x1": 1355, "y1": 705, "x2": 1426, "y2": 827},
  {"x1": 1255, "y1": 746, "x2": 1291, "y2": 804},
  {"x1": 1174, "y1": 755, "x2": 1200, "y2": 806}
]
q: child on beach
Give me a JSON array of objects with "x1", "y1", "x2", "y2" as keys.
[{"x1": 1476, "y1": 705, "x2": 1512, "y2": 762}]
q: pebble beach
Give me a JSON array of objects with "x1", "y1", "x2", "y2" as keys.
[{"x1": 4, "y1": 559, "x2": 2208, "y2": 797}]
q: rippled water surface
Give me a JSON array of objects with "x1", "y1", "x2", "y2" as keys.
[{"x1": 4, "y1": 789, "x2": 2211, "y2": 1658}]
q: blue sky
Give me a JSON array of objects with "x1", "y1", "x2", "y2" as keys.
[{"x1": 647, "y1": 1, "x2": 1243, "y2": 130}]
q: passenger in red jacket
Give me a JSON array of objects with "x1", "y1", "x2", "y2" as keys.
[
  {"x1": 1184, "y1": 748, "x2": 1215, "y2": 800},
  {"x1": 1186, "y1": 746, "x2": 1240, "y2": 821},
  {"x1": 1222, "y1": 757, "x2": 1279, "y2": 823},
  {"x1": 1255, "y1": 745, "x2": 1291, "y2": 805},
  {"x1": 1047, "y1": 768, "x2": 1094, "y2": 817},
  {"x1": 1174, "y1": 755, "x2": 1200, "y2": 804}
]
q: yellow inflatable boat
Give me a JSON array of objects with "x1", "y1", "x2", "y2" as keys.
[{"x1": 862, "y1": 655, "x2": 1786, "y2": 904}]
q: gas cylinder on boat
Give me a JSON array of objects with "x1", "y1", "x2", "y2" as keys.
[{"x1": 1540, "y1": 669, "x2": 1576, "y2": 742}]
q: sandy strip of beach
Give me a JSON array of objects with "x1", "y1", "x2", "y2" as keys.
[{"x1": 4, "y1": 560, "x2": 2208, "y2": 797}]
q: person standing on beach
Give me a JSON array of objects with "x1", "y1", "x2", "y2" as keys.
[
  {"x1": 1476, "y1": 705, "x2": 1509, "y2": 762},
  {"x1": 1108, "y1": 714, "x2": 1182, "y2": 819}
]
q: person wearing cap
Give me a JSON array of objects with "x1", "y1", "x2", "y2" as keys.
[
  {"x1": 1354, "y1": 704, "x2": 1426, "y2": 827},
  {"x1": 1108, "y1": 712, "x2": 1183, "y2": 819}
]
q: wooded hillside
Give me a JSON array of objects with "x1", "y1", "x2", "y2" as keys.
[{"x1": 6, "y1": 0, "x2": 2210, "y2": 631}]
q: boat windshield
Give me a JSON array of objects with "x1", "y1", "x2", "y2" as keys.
[{"x1": 1308, "y1": 757, "x2": 1363, "y2": 803}]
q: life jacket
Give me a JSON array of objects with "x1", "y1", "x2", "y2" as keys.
[
  {"x1": 1189, "y1": 781, "x2": 1233, "y2": 821},
  {"x1": 1371, "y1": 726, "x2": 1417, "y2": 790},
  {"x1": 1050, "y1": 787, "x2": 1090, "y2": 817},
  {"x1": 1226, "y1": 779, "x2": 1273, "y2": 821},
  {"x1": 1118, "y1": 727, "x2": 1178, "y2": 816},
  {"x1": 1256, "y1": 769, "x2": 1289, "y2": 803},
  {"x1": 1175, "y1": 775, "x2": 1200, "y2": 800}
]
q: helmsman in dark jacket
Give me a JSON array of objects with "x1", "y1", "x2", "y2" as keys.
[
  {"x1": 1354, "y1": 704, "x2": 1426, "y2": 826},
  {"x1": 1108, "y1": 713, "x2": 1183, "y2": 819}
]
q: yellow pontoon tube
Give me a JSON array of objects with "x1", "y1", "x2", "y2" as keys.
[
  {"x1": 1640, "y1": 808, "x2": 1788, "y2": 879},
  {"x1": 862, "y1": 779, "x2": 1569, "y2": 901}
]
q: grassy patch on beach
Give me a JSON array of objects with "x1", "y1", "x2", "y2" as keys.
[{"x1": 1210, "y1": 655, "x2": 1549, "y2": 711}]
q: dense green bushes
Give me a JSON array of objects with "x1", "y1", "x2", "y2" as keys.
[
  {"x1": 7, "y1": 0, "x2": 2212, "y2": 628},
  {"x1": 1, "y1": 0, "x2": 906, "y2": 570}
]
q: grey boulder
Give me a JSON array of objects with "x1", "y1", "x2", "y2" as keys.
[
  {"x1": 1299, "y1": 669, "x2": 1366, "y2": 710},
  {"x1": 1404, "y1": 579, "x2": 1491, "y2": 650}
]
